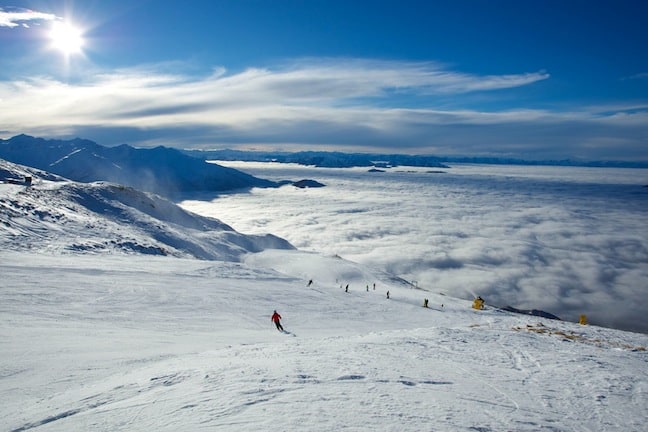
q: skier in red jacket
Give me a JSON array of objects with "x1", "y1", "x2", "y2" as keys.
[{"x1": 271, "y1": 310, "x2": 284, "y2": 332}]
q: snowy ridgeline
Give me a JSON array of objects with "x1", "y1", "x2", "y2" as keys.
[
  {"x1": 0, "y1": 158, "x2": 292, "y2": 260},
  {"x1": 1, "y1": 158, "x2": 647, "y2": 431},
  {"x1": 0, "y1": 134, "x2": 277, "y2": 196}
]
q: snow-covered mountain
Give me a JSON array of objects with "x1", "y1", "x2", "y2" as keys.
[
  {"x1": 0, "y1": 134, "x2": 277, "y2": 196},
  {"x1": 184, "y1": 148, "x2": 451, "y2": 168},
  {"x1": 184, "y1": 148, "x2": 648, "y2": 168},
  {"x1": 1, "y1": 159, "x2": 646, "y2": 431},
  {"x1": 0, "y1": 158, "x2": 292, "y2": 260}
]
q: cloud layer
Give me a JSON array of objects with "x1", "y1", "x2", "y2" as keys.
[
  {"x1": 181, "y1": 163, "x2": 648, "y2": 334},
  {"x1": 0, "y1": 7, "x2": 57, "y2": 28},
  {"x1": 1, "y1": 59, "x2": 645, "y2": 160}
]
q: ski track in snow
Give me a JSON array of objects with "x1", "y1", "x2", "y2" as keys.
[
  {"x1": 7, "y1": 331, "x2": 646, "y2": 432},
  {"x1": 1, "y1": 252, "x2": 646, "y2": 431}
]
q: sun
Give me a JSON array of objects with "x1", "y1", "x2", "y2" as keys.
[{"x1": 49, "y1": 21, "x2": 85, "y2": 56}]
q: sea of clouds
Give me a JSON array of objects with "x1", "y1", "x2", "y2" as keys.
[{"x1": 181, "y1": 163, "x2": 648, "y2": 333}]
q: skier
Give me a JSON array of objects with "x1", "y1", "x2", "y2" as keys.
[
  {"x1": 271, "y1": 310, "x2": 284, "y2": 332},
  {"x1": 307, "y1": 279, "x2": 313, "y2": 287}
]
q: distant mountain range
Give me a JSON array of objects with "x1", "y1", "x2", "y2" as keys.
[
  {"x1": 184, "y1": 148, "x2": 648, "y2": 169},
  {"x1": 0, "y1": 135, "x2": 277, "y2": 197},
  {"x1": 2, "y1": 135, "x2": 644, "y2": 201},
  {"x1": 183, "y1": 149, "x2": 451, "y2": 168}
]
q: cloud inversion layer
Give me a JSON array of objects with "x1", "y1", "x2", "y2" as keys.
[{"x1": 181, "y1": 163, "x2": 648, "y2": 334}]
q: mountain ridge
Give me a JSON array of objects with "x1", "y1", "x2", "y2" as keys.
[
  {"x1": 0, "y1": 158, "x2": 293, "y2": 260},
  {"x1": 184, "y1": 148, "x2": 648, "y2": 169},
  {"x1": 0, "y1": 134, "x2": 277, "y2": 197}
]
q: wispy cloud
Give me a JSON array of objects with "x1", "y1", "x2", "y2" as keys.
[
  {"x1": 622, "y1": 72, "x2": 648, "y2": 80},
  {"x1": 0, "y1": 59, "x2": 549, "y2": 129},
  {"x1": 0, "y1": 59, "x2": 645, "y2": 160},
  {"x1": 0, "y1": 7, "x2": 57, "y2": 28},
  {"x1": 252, "y1": 58, "x2": 550, "y2": 96}
]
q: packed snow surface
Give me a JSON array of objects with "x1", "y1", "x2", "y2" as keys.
[
  {"x1": 1, "y1": 252, "x2": 646, "y2": 431},
  {"x1": 1, "y1": 159, "x2": 646, "y2": 431}
]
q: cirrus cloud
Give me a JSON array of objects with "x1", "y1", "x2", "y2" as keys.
[
  {"x1": 0, "y1": 7, "x2": 57, "y2": 28},
  {"x1": 0, "y1": 58, "x2": 646, "y2": 160}
]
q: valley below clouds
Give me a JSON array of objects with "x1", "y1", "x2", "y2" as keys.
[{"x1": 181, "y1": 163, "x2": 648, "y2": 334}]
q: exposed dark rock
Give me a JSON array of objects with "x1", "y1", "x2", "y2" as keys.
[
  {"x1": 501, "y1": 305, "x2": 562, "y2": 321},
  {"x1": 292, "y1": 179, "x2": 325, "y2": 188}
]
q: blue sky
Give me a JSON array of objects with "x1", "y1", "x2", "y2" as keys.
[{"x1": 0, "y1": 0, "x2": 647, "y2": 160}]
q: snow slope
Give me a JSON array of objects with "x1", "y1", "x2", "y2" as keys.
[
  {"x1": 0, "y1": 135, "x2": 277, "y2": 196},
  {"x1": 1, "y1": 251, "x2": 646, "y2": 432},
  {"x1": 0, "y1": 159, "x2": 292, "y2": 260},
  {"x1": 1, "y1": 159, "x2": 647, "y2": 431}
]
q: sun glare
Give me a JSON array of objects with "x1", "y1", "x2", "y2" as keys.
[{"x1": 49, "y1": 21, "x2": 84, "y2": 56}]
